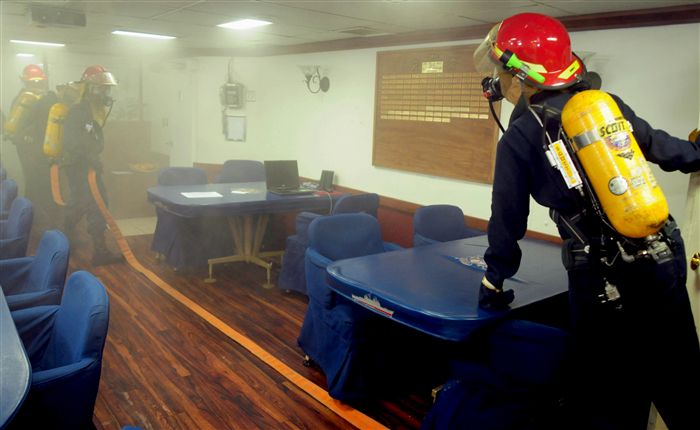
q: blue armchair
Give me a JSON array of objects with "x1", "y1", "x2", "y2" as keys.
[
  {"x1": 214, "y1": 159, "x2": 266, "y2": 183},
  {"x1": 278, "y1": 193, "x2": 379, "y2": 294},
  {"x1": 10, "y1": 271, "x2": 110, "y2": 430},
  {"x1": 421, "y1": 319, "x2": 570, "y2": 430},
  {"x1": 298, "y1": 213, "x2": 406, "y2": 402},
  {"x1": 151, "y1": 167, "x2": 232, "y2": 270},
  {"x1": 1, "y1": 178, "x2": 18, "y2": 219},
  {"x1": 413, "y1": 204, "x2": 482, "y2": 247},
  {"x1": 0, "y1": 197, "x2": 34, "y2": 259},
  {"x1": 0, "y1": 230, "x2": 70, "y2": 311}
]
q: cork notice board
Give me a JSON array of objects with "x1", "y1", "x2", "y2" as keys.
[{"x1": 372, "y1": 45, "x2": 501, "y2": 184}]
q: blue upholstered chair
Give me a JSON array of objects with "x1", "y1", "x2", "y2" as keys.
[
  {"x1": 0, "y1": 197, "x2": 33, "y2": 259},
  {"x1": 214, "y1": 159, "x2": 266, "y2": 183},
  {"x1": 413, "y1": 204, "x2": 482, "y2": 247},
  {"x1": 421, "y1": 319, "x2": 570, "y2": 430},
  {"x1": 0, "y1": 230, "x2": 70, "y2": 311},
  {"x1": 151, "y1": 167, "x2": 232, "y2": 270},
  {"x1": 0, "y1": 165, "x2": 6, "y2": 180},
  {"x1": 278, "y1": 193, "x2": 379, "y2": 294},
  {"x1": 1, "y1": 178, "x2": 18, "y2": 219},
  {"x1": 298, "y1": 213, "x2": 405, "y2": 401},
  {"x1": 10, "y1": 271, "x2": 110, "y2": 430}
]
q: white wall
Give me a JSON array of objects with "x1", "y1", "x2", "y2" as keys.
[{"x1": 146, "y1": 22, "x2": 697, "y2": 235}]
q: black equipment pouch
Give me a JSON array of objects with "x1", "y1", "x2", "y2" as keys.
[{"x1": 562, "y1": 238, "x2": 590, "y2": 271}]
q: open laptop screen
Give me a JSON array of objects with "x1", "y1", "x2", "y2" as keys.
[{"x1": 264, "y1": 160, "x2": 301, "y2": 190}]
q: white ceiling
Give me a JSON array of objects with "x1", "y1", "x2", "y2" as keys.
[{"x1": 1, "y1": 0, "x2": 698, "y2": 58}]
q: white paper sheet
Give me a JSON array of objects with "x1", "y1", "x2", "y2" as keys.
[{"x1": 180, "y1": 192, "x2": 223, "y2": 198}]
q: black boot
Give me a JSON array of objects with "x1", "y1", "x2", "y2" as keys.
[{"x1": 92, "y1": 236, "x2": 123, "y2": 266}]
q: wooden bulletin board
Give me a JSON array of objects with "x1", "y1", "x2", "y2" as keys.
[{"x1": 372, "y1": 45, "x2": 501, "y2": 184}]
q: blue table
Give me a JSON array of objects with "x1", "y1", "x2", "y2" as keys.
[
  {"x1": 327, "y1": 235, "x2": 567, "y2": 342},
  {"x1": 0, "y1": 288, "x2": 31, "y2": 429},
  {"x1": 148, "y1": 182, "x2": 339, "y2": 286}
]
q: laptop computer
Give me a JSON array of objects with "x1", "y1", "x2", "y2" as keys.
[{"x1": 264, "y1": 160, "x2": 315, "y2": 195}]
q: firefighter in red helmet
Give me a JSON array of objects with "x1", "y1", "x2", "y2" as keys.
[
  {"x1": 4, "y1": 64, "x2": 58, "y2": 227},
  {"x1": 61, "y1": 64, "x2": 121, "y2": 265},
  {"x1": 471, "y1": 13, "x2": 700, "y2": 429}
]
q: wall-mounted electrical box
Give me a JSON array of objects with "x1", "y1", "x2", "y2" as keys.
[{"x1": 220, "y1": 82, "x2": 244, "y2": 109}]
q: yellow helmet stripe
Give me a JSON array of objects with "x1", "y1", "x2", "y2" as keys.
[{"x1": 558, "y1": 60, "x2": 581, "y2": 80}]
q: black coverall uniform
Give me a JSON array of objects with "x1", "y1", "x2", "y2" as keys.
[
  {"x1": 61, "y1": 99, "x2": 110, "y2": 254},
  {"x1": 9, "y1": 89, "x2": 58, "y2": 225},
  {"x1": 483, "y1": 90, "x2": 700, "y2": 429}
]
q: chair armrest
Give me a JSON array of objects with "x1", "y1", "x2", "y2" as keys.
[
  {"x1": 463, "y1": 227, "x2": 484, "y2": 238},
  {"x1": 7, "y1": 289, "x2": 62, "y2": 311},
  {"x1": 383, "y1": 242, "x2": 403, "y2": 252},
  {"x1": 0, "y1": 237, "x2": 27, "y2": 259},
  {"x1": 31, "y1": 358, "x2": 95, "y2": 387},
  {"x1": 305, "y1": 248, "x2": 336, "y2": 309},
  {"x1": 295, "y1": 211, "x2": 322, "y2": 241},
  {"x1": 0, "y1": 256, "x2": 33, "y2": 290},
  {"x1": 11, "y1": 305, "x2": 60, "y2": 365},
  {"x1": 413, "y1": 233, "x2": 439, "y2": 247}
]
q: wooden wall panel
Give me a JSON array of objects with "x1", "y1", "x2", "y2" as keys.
[{"x1": 373, "y1": 45, "x2": 500, "y2": 184}]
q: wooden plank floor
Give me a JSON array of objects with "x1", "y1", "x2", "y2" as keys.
[{"x1": 62, "y1": 230, "x2": 433, "y2": 430}]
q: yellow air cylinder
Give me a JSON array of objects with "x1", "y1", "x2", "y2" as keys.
[
  {"x1": 561, "y1": 90, "x2": 668, "y2": 238},
  {"x1": 43, "y1": 103, "x2": 69, "y2": 158},
  {"x1": 4, "y1": 91, "x2": 40, "y2": 137}
]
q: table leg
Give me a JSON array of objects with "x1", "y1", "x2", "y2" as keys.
[{"x1": 204, "y1": 214, "x2": 280, "y2": 288}]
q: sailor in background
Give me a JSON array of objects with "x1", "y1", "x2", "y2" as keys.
[{"x1": 4, "y1": 64, "x2": 58, "y2": 227}]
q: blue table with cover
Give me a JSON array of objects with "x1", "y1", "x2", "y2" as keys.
[{"x1": 327, "y1": 235, "x2": 567, "y2": 342}]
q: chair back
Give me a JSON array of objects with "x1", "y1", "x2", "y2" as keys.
[
  {"x1": 39, "y1": 271, "x2": 110, "y2": 369},
  {"x1": 157, "y1": 166, "x2": 208, "y2": 186},
  {"x1": 215, "y1": 160, "x2": 265, "y2": 183},
  {"x1": 0, "y1": 166, "x2": 6, "y2": 180},
  {"x1": 332, "y1": 193, "x2": 379, "y2": 218},
  {"x1": 27, "y1": 230, "x2": 70, "y2": 294},
  {"x1": 0, "y1": 178, "x2": 18, "y2": 215},
  {"x1": 308, "y1": 213, "x2": 385, "y2": 261},
  {"x1": 0, "y1": 197, "x2": 33, "y2": 258},
  {"x1": 414, "y1": 204, "x2": 480, "y2": 244}
]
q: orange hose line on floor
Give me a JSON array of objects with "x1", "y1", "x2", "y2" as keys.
[
  {"x1": 50, "y1": 164, "x2": 66, "y2": 206},
  {"x1": 86, "y1": 169, "x2": 387, "y2": 430}
]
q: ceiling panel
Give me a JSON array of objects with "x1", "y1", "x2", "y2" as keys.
[{"x1": 1, "y1": 0, "x2": 698, "y2": 58}]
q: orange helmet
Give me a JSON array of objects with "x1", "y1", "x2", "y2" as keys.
[
  {"x1": 21, "y1": 64, "x2": 47, "y2": 82},
  {"x1": 474, "y1": 13, "x2": 585, "y2": 89},
  {"x1": 81, "y1": 65, "x2": 117, "y2": 86}
]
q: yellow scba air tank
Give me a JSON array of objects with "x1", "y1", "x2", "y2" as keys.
[
  {"x1": 43, "y1": 103, "x2": 70, "y2": 158},
  {"x1": 561, "y1": 90, "x2": 668, "y2": 238},
  {"x1": 4, "y1": 91, "x2": 41, "y2": 137}
]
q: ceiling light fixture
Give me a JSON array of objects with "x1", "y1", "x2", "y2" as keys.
[
  {"x1": 112, "y1": 30, "x2": 176, "y2": 40},
  {"x1": 218, "y1": 19, "x2": 272, "y2": 30},
  {"x1": 16, "y1": 53, "x2": 35, "y2": 57},
  {"x1": 10, "y1": 39, "x2": 64, "y2": 47}
]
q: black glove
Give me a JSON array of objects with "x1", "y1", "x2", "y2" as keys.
[{"x1": 478, "y1": 281, "x2": 514, "y2": 311}]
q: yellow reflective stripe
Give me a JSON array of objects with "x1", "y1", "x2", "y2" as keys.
[
  {"x1": 558, "y1": 60, "x2": 581, "y2": 79},
  {"x1": 521, "y1": 60, "x2": 547, "y2": 73}
]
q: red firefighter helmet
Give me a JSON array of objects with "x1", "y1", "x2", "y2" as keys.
[
  {"x1": 474, "y1": 13, "x2": 584, "y2": 89},
  {"x1": 21, "y1": 64, "x2": 47, "y2": 82},
  {"x1": 81, "y1": 65, "x2": 117, "y2": 86}
]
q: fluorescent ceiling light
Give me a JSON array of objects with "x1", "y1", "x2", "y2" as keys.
[
  {"x1": 16, "y1": 53, "x2": 35, "y2": 58},
  {"x1": 218, "y1": 19, "x2": 272, "y2": 30},
  {"x1": 112, "y1": 30, "x2": 176, "y2": 40},
  {"x1": 10, "y1": 39, "x2": 64, "y2": 47}
]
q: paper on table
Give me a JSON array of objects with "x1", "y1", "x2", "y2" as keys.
[
  {"x1": 231, "y1": 188, "x2": 259, "y2": 194},
  {"x1": 180, "y1": 192, "x2": 223, "y2": 198}
]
